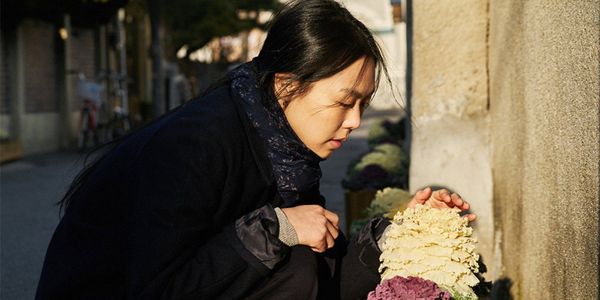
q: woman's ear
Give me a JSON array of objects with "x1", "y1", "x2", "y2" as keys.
[{"x1": 274, "y1": 73, "x2": 295, "y2": 109}]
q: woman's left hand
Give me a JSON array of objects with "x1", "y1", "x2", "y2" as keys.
[{"x1": 408, "y1": 187, "x2": 477, "y2": 222}]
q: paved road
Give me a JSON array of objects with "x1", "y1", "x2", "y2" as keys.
[
  {"x1": 0, "y1": 109, "x2": 400, "y2": 299},
  {"x1": 1, "y1": 152, "x2": 86, "y2": 299}
]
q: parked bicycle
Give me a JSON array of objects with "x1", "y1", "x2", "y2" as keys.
[
  {"x1": 104, "y1": 72, "x2": 131, "y2": 141},
  {"x1": 76, "y1": 73, "x2": 104, "y2": 151}
]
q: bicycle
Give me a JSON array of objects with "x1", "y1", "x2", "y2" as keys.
[
  {"x1": 102, "y1": 71, "x2": 132, "y2": 141},
  {"x1": 76, "y1": 73, "x2": 104, "y2": 151}
]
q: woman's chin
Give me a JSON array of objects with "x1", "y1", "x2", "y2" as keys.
[{"x1": 317, "y1": 148, "x2": 335, "y2": 160}]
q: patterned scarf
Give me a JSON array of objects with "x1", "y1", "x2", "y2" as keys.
[{"x1": 229, "y1": 61, "x2": 324, "y2": 207}]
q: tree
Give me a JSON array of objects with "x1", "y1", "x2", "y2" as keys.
[
  {"x1": 145, "y1": 0, "x2": 280, "y2": 116},
  {"x1": 160, "y1": 0, "x2": 280, "y2": 56},
  {"x1": 1, "y1": 0, "x2": 128, "y2": 29}
]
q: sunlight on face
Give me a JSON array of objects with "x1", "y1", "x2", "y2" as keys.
[{"x1": 276, "y1": 57, "x2": 376, "y2": 159}]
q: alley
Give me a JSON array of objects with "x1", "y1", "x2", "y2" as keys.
[
  {"x1": 1, "y1": 152, "x2": 84, "y2": 299},
  {"x1": 0, "y1": 109, "x2": 400, "y2": 299}
]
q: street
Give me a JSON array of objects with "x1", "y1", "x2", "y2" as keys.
[
  {"x1": 0, "y1": 109, "x2": 398, "y2": 299},
  {"x1": 1, "y1": 152, "x2": 85, "y2": 299}
]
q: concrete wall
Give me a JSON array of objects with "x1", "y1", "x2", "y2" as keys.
[
  {"x1": 2, "y1": 20, "x2": 101, "y2": 155},
  {"x1": 21, "y1": 113, "x2": 61, "y2": 154},
  {"x1": 489, "y1": 0, "x2": 599, "y2": 299},
  {"x1": 22, "y1": 20, "x2": 58, "y2": 113},
  {"x1": 411, "y1": 0, "x2": 600, "y2": 298},
  {"x1": 409, "y1": 0, "x2": 494, "y2": 278},
  {"x1": 341, "y1": 0, "x2": 406, "y2": 110}
]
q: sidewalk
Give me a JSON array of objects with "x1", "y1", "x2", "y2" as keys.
[
  {"x1": 0, "y1": 108, "x2": 402, "y2": 299},
  {"x1": 1, "y1": 151, "x2": 86, "y2": 300}
]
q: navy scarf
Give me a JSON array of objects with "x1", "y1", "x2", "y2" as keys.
[{"x1": 229, "y1": 61, "x2": 324, "y2": 207}]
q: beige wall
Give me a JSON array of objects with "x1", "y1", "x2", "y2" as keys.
[
  {"x1": 409, "y1": 0, "x2": 494, "y2": 278},
  {"x1": 412, "y1": 0, "x2": 600, "y2": 298},
  {"x1": 21, "y1": 112, "x2": 61, "y2": 155},
  {"x1": 341, "y1": 0, "x2": 407, "y2": 110},
  {"x1": 490, "y1": 0, "x2": 599, "y2": 299}
]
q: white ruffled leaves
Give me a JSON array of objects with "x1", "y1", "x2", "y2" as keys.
[
  {"x1": 365, "y1": 187, "x2": 412, "y2": 218},
  {"x1": 379, "y1": 204, "x2": 480, "y2": 298},
  {"x1": 367, "y1": 120, "x2": 389, "y2": 143},
  {"x1": 353, "y1": 144, "x2": 406, "y2": 174}
]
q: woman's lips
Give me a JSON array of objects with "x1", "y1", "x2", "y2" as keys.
[{"x1": 329, "y1": 138, "x2": 346, "y2": 149}]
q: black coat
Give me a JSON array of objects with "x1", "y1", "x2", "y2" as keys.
[
  {"x1": 36, "y1": 85, "x2": 294, "y2": 299},
  {"x1": 36, "y1": 83, "x2": 387, "y2": 300}
]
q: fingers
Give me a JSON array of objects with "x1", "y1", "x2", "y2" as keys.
[
  {"x1": 325, "y1": 230, "x2": 335, "y2": 249},
  {"x1": 415, "y1": 187, "x2": 432, "y2": 202},
  {"x1": 408, "y1": 187, "x2": 432, "y2": 208},
  {"x1": 434, "y1": 189, "x2": 452, "y2": 204},
  {"x1": 433, "y1": 189, "x2": 470, "y2": 209},
  {"x1": 326, "y1": 220, "x2": 339, "y2": 240},
  {"x1": 463, "y1": 213, "x2": 477, "y2": 222},
  {"x1": 323, "y1": 209, "x2": 340, "y2": 229},
  {"x1": 284, "y1": 205, "x2": 338, "y2": 253},
  {"x1": 450, "y1": 192, "x2": 464, "y2": 208},
  {"x1": 311, "y1": 231, "x2": 335, "y2": 253}
]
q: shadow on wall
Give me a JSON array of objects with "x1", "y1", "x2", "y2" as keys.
[
  {"x1": 490, "y1": 278, "x2": 513, "y2": 300},
  {"x1": 472, "y1": 255, "x2": 513, "y2": 300}
]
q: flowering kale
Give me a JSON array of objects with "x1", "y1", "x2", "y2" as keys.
[
  {"x1": 342, "y1": 164, "x2": 405, "y2": 191},
  {"x1": 368, "y1": 118, "x2": 406, "y2": 147},
  {"x1": 358, "y1": 164, "x2": 390, "y2": 182},
  {"x1": 367, "y1": 276, "x2": 451, "y2": 300},
  {"x1": 354, "y1": 144, "x2": 407, "y2": 176},
  {"x1": 379, "y1": 205, "x2": 480, "y2": 298},
  {"x1": 368, "y1": 120, "x2": 391, "y2": 145},
  {"x1": 364, "y1": 187, "x2": 412, "y2": 218}
]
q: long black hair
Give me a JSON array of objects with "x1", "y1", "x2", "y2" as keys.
[
  {"x1": 255, "y1": 0, "x2": 392, "y2": 107},
  {"x1": 59, "y1": 0, "x2": 397, "y2": 212}
]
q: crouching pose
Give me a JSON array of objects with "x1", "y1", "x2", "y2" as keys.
[{"x1": 36, "y1": 1, "x2": 474, "y2": 299}]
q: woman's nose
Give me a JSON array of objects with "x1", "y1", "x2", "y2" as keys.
[{"x1": 342, "y1": 106, "x2": 361, "y2": 130}]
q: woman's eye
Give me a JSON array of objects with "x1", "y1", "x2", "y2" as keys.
[
  {"x1": 338, "y1": 102, "x2": 354, "y2": 109},
  {"x1": 360, "y1": 101, "x2": 369, "y2": 111}
]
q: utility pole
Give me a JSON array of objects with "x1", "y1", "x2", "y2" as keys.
[
  {"x1": 61, "y1": 14, "x2": 74, "y2": 149},
  {"x1": 116, "y1": 8, "x2": 129, "y2": 115},
  {"x1": 148, "y1": 0, "x2": 163, "y2": 118}
]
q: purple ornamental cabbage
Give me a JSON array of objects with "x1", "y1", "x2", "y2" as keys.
[
  {"x1": 367, "y1": 276, "x2": 451, "y2": 300},
  {"x1": 357, "y1": 164, "x2": 390, "y2": 182}
]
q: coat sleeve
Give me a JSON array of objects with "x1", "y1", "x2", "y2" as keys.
[{"x1": 125, "y1": 118, "x2": 289, "y2": 299}]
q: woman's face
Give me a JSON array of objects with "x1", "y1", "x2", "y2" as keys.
[{"x1": 276, "y1": 57, "x2": 375, "y2": 159}]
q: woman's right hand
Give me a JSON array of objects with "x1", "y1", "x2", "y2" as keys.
[{"x1": 281, "y1": 205, "x2": 340, "y2": 253}]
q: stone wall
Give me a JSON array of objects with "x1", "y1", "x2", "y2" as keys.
[
  {"x1": 23, "y1": 20, "x2": 58, "y2": 113},
  {"x1": 409, "y1": 0, "x2": 494, "y2": 278},
  {"x1": 411, "y1": 0, "x2": 600, "y2": 298},
  {"x1": 489, "y1": 0, "x2": 599, "y2": 298},
  {"x1": 4, "y1": 21, "x2": 100, "y2": 155}
]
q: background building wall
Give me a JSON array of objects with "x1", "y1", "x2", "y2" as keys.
[
  {"x1": 409, "y1": 0, "x2": 494, "y2": 278},
  {"x1": 23, "y1": 21, "x2": 58, "y2": 114},
  {"x1": 19, "y1": 21, "x2": 61, "y2": 154},
  {"x1": 340, "y1": 0, "x2": 406, "y2": 110},
  {"x1": 489, "y1": 0, "x2": 599, "y2": 298},
  {"x1": 1, "y1": 28, "x2": 13, "y2": 140}
]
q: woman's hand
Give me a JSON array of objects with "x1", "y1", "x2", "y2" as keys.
[
  {"x1": 408, "y1": 187, "x2": 477, "y2": 221},
  {"x1": 281, "y1": 205, "x2": 340, "y2": 253}
]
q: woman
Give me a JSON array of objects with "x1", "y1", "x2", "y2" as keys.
[{"x1": 36, "y1": 1, "x2": 475, "y2": 299}]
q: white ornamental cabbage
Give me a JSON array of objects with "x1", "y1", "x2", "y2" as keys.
[
  {"x1": 354, "y1": 144, "x2": 406, "y2": 174},
  {"x1": 364, "y1": 187, "x2": 412, "y2": 218},
  {"x1": 379, "y1": 204, "x2": 480, "y2": 299},
  {"x1": 367, "y1": 119, "x2": 389, "y2": 143}
]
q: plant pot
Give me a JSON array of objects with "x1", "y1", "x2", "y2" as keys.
[
  {"x1": 344, "y1": 188, "x2": 377, "y2": 233},
  {"x1": 0, "y1": 138, "x2": 22, "y2": 164}
]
